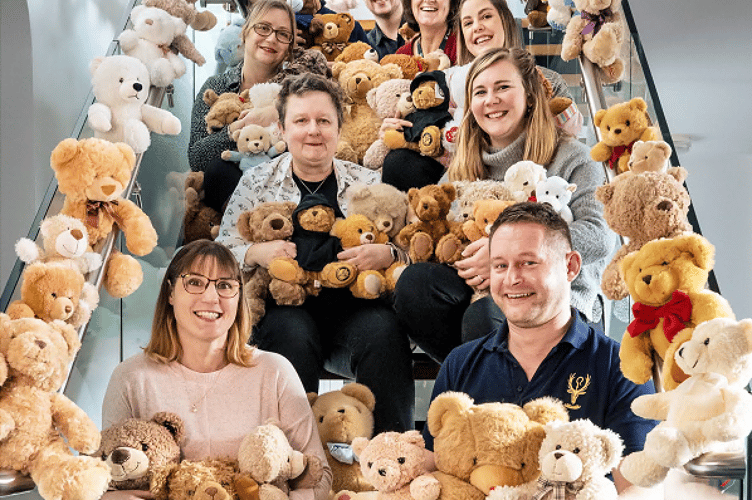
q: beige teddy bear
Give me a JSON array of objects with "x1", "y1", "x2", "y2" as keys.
[
  {"x1": 503, "y1": 161, "x2": 547, "y2": 203},
  {"x1": 362, "y1": 78, "x2": 413, "y2": 170},
  {"x1": 222, "y1": 124, "x2": 287, "y2": 172},
  {"x1": 151, "y1": 458, "x2": 241, "y2": 500},
  {"x1": 626, "y1": 140, "x2": 672, "y2": 174},
  {"x1": 346, "y1": 182, "x2": 409, "y2": 240},
  {"x1": 203, "y1": 88, "x2": 252, "y2": 134}
]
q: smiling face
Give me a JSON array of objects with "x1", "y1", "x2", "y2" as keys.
[
  {"x1": 411, "y1": 0, "x2": 451, "y2": 30},
  {"x1": 281, "y1": 91, "x2": 341, "y2": 173},
  {"x1": 365, "y1": 0, "x2": 403, "y2": 18},
  {"x1": 460, "y1": 0, "x2": 505, "y2": 58},
  {"x1": 244, "y1": 7, "x2": 292, "y2": 68}
]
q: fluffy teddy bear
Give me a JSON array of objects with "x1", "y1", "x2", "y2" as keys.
[
  {"x1": 235, "y1": 201, "x2": 297, "y2": 323},
  {"x1": 50, "y1": 137, "x2": 159, "y2": 298},
  {"x1": 462, "y1": 199, "x2": 515, "y2": 243},
  {"x1": 595, "y1": 167, "x2": 691, "y2": 301},
  {"x1": 346, "y1": 182, "x2": 409, "y2": 240},
  {"x1": 362, "y1": 78, "x2": 413, "y2": 170},
  {"x1": 88, "y1": 55, "x2": 182, "y2": 154},
  {"x1": 183, "y1": 171, "x2": 222, "y2": 243},
  {"x1": 589, "y1": 98, "x2": 660, "y2": 174},
  {"x1": 308, "y1": 383, "x2": 376, "y2": 494},
  {"x1": 141, "y1": 0, "x2": 217, "y2": 66},
  {"x1": 203, "y1": 88, "x2": 252, "y2": 134},
  {"x1": 627, "y1": 139, "x2": 672, "y2": 174},
  {"x1": 118, "y1": 5, "x2": 188, "y2": 87},
  {"x1": 620, "y1": 317, "x2": 752, "y2": 488},
  {"x1": 6, "y1": 261, "x2": 99, "y2": 329},
  {"x1": 561, "y1": 0, "x2": 625, "y2": 84},
  {"x1": 335, "y1": 41, "x2": 379, "y2": 63},
  {"x1": 269, "y1": 48, "x2": 332, "y2": 85},
  {"x1": 334, "y1": 431, "x2": 441, "y2": 500},
  {"x1": 222, "y1": 124, "x2": 287, "y2": 172},
  {"x1": 94, "y1": 412, "x2": 184, "y2": 491},
  {"x1": 151, "y1": 458, "x2": 241, "y2": 500},
  {"x1": 380, "y1": 53, "x2": 449, "y2": 80},
  {"x1": 450, "y1": 180, "x2": 514, "y2": 224},
  {"x1": 15, "y1": 214, "x2": 103, "y2": 275},
  {"x1": 383, "y1": 71, "x2": 453, "y2": 158},
  {"x1": 426, "y1": 392, "x2": 569, "y2": 500},
  {"x1": 310, "y1": 13, "x2": 355, "y2": 61},
  {"x1": 241, "y1": 82, "x2": 283, "y2": 128},
  {"x1": 535, "y1": 176, "x2": 577, "y2": 223},
  {"x1": 0, "y1": 314, "x2": 111, "y2": 500},
  {"x1": 618, "y1": 233, "x2": 735, "y2": 390},
  {"x1": 546, "y1": 0, "x2": 573, "y2": 31},
  {"x1": 487, "y1": 419, "x2": 623, "y2": 500},
  {"x1": 503, "y1": 161, "x2": 547, "y2": 203},
  {"x1": 332, "y1": 59, "x2": 403, "y2": 164}
]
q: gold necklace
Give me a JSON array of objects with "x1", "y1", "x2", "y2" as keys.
[{"x1": 174, "y1": 363, "x2": 226, "y2": 413}]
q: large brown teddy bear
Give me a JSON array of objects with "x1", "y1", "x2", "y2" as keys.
[
  {"x1": 310, "y1": 13, "x2": 355, "y2": 61},
  {"x1": 595, "y1": 167, "x2": 692, "y2": 301},
  {"x1": 0, "y1": 314, "x2": 111, "y2": 500},
  {"x1": 618, "y1": 233, "x2": 735, "y2": 390},
  {"x1": 332, "y1": 59, "x2": 403, "y2": 165},
  {"x1": 308, "y1": 383, "x2": 376, "y2": 494},
  {"x1": 50, "y1": 137, "x2": 158, "y2": 298},
  {"x1": 183, "y1": 171, "x2": 222, "y2": 244},
  {"x1": 426, "y1": 392, "x2": 569, "y2": 500}
]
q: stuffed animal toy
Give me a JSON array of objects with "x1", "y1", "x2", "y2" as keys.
[
  {"x1": 203, "y1": 88, "x2": 252, "y2": 133},
  {"x1": 561, "y1": 0, "x2": 625, "y2": 84},
  {"x1": 503, "y1": 161, "x2": 548, "y2": 203},
  {"x1": 618, "y1": 233, "x2": 735, "y2": 390},
  {"x1": 15, "y1": 214, "x2": 103, "y2": 275},
  {"x1": 183, "y1": 171, "x2": 222, "y2": 243},
  {"x1": 6, "y1": 261, "x2": 99, "y2": 329},
  {"x1": 269, "y1": 48, "x2": 332, "y2": 84},
  {"x1": 118, "y1": 5, "x2": 188, "y2": 87},
  {"x1": 0, "y1": 314, "x2": 111, "y2": 500},
  {"x1": 627, "y1": 140, "x2": 672, "y2": 174},
  {"x1": 396, "y1": 184, "x2": 464, "y2": 264},
  {"x1": 487, "y1": 419, "x2": 623, "y2": 500},
  {"x1": 332, "y1": 59, "x2": 403, "y2": 164},
  {"x1": 427, "y1": 392, "x2": 569, "y2": 500},
  {"x1": 362, "y1": 78, "x2": 413, "y2": 170},
  {"x1": 222, "y1": 124, "x2": 287, "y2": 172},
  {"x1": 383, "y1": 71, "x2": 453, "y2": 158},
  {"x1": 310, "y1": 13, "x2": 355, "y2": 61},
  {"x1": 50, "y1": 137, "x2": 159, "y2": 298},
  {"x1": 462, "y1": 199, "x2": 515, "y2": 243},
  {"x1": 595, "y1": 167, "x2": 692, "y2": 301},
  {"x1": 334, "y1": 431, "x2": 441, "y2": 500},
  {"x1": 620, "y1": 317, "x2": 752, "y2": 488},
  {"x1": 88, "y1": 55, "x2": 182, "y2": 154},
  {"x1": 242, "y1": 82, "x2": 283, "y2": 128},
  {"x1": 150, "y1": 458, "x2": 241, "y2": 500},
  {"x1": 346, "y1": 182, "x2": 409, "y2": 240},
  {"x1": 535, "y1": 176, "x2": 577, "y2": 223},
  {"x1": 525, "y1": 0, "x2": 550, "y2": 28},
  {"x1": 399, "y1": 23, "x2": 418, "y2": 42},
  {"x1": 215, "y1": 16, "x2": 245, "y2": 67},
  {"x1": 450, "y1": 180, "x2": 514, "y2": 224},
  {"x1": 235, "y1": 201, "x2": 298, "y2": 323},
  {"x1": 546, "y1": 0, "x2": 573, "y2": 31},
  {"x1": 380, "y1": 53, "x2": 449, "y2": 80},
  {"x1": 94, "y1": 412, "x2": 184, "y2": 491},
  {"x1": 589, "y1": 98, "x2": 660, "y2": 174},
  {"x1": 335, "y1": 41, "x2": 380, "y2": 63},
  {"x1": 308, "y1": 383, "x2": 376, "y2": 494},
  {"x1": 141, "y1": 0, "x2": 217, "y2": 66}
]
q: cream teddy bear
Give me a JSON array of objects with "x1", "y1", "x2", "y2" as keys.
[
  {"x1": 504, "y1": 161, "x2": 547, "y2": 203},
  {"x1": 535, "y1": 176, "x2": 577, "y2": 223}
]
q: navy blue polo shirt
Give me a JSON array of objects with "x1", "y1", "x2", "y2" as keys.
[
  {"x1": 366, "y1": 23, "x2": 405, "y2": 59},
  {"x1": 422, "y1": 309, "x2": 657, "y2": 456}
]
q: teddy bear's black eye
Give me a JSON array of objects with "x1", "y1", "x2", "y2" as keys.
[
  {"x1": 319, "y1": 416, "x2": 324, "y2": 423},
  {"x1": 625, "y1": 120, "x2": 631, "y2": 127},
  {"x1": 398, "y1": 457, "x2": 406, "y2": 464},
  {"x1": 119, "y1": 78, "x2": 124, "y2": 83},
  {"x1": 661, "y1": 261, "x2": 668, "y2": 266},
  {"x1": 572, "y1": 447, "x2": 580, "y2": 454},
  {"x1": 704, "y1": 338, "x2": 710, "y2": 345},
  {"x1": 606, "y1": 125, "x2": 611, "y2": 131},
  {"x1": 51, "y1": 293, "x2": 57, "y2": 298},
  {"x1": 141, "y1": 443, "x2": 149, "y2": 452},
  {"x1": 358, "y1": 228, "x2": 363, "y2": 233},
  {"x1": 555, "y1": 444, "x2": 561, "y2": 450},
  {"x1": 472, "y1": 457, "x2": 477, "y2": 466},
  {"x1": 101, "y1": 452, "x2": 107, "y2": 461},
  {"x1": 368, "y1": 462, "x2": 373, "y2": 468},
  {"x1": 520, "y1": 461, "x2": 525, "y2": 468}
]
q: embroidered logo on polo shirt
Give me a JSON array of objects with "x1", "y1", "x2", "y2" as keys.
[{"x1": 565, "y1": 373, "x2": 591, "y2": 410}]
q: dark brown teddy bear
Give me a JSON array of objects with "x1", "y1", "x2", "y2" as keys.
[{"x1": 183, "y1": 172, "x2": 222, "y2": 244}]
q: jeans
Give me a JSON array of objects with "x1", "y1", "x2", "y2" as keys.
[{"x1": 381, "y1": 149, "x2": 445, "y2": 191}]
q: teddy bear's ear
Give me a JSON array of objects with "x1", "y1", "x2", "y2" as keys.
[
  {"x1": 440, "y1": 183, "x2": 456, "y2": 202},
  {"x1": 331, "y1": 61, "x2": 347, "y2": 80},
  {"x1": 407, "y1": 187, "x2": 420, "y2": 205},
  {"x1": 340, "y1": 382, "x2": 376, "y2": 412},
  {"x1": 115, "y1": 142, "x2": 137, "y2": 166},
  {"x1": 330, "y1": 218, "x2": 346, "y2": 239},
  {"x1": 523, "y1": 396, "x2": 569, "y2": 425},
  {"x1": 150, "y1": 462, "x2": 178, "y2": 500},
  {"x1": 426, "y1": 391, "x2": 473, "y2": 437},
  {"x1": 50, "y1": 138, "x2": 81, "y2": 171},
  {"x1": 678, "y1": 233, "x2": 715, "y2": 271},
  {"x1": 152, "y1": 412, "x2": 186, "y2": 444},
  {"x1": 655, "y1": 140, "x2": 672, "y2": 160},
  {"x1": 381, "y1": 63, "x2": 404, "y2": 80},
  {"x1": 629, "y1": 97, "x2": 648, "y2": 112},
  {"x1": 594, "y1": 184, "x2": 614, "y2": 205},
  {"x1": 593, "y1": 109, "x2": 606, "y2": 127},
  {"x1": 738, "y1": 319, "x2": 752, "y2": 354},
  {"x1": 596, "y1": 426, "x2": 624, "y2": 470},
  {"x1": 306, "y1": 392, "x2": 318, "y2": 407},
  {"x1": 237, "y1": 212, "x2": 254, "y2": 241},
  {"x1": 231, "y1": 129, "x2": 242, "y2": 142},
  {"x1": 366, "y1": 87, "x2": 378, "y2": 110},
  {"x1": 667, "y1": 166, "x2": 688, "y2": 185},
  {"x1": 89, "y1": 56, "x2": 105, "y2": 76},
  {"x1": 347, "y1": 183, "x2": 371, "y2": 202},
  {"x1": 401, "y1": 429, "x2": 425, "y2": 448},
  {"x1": 49, "y1": 320, "x2": 81, "y2": 359},
  {"x1": 338, "y1": 13, "x2": 354, "y2": 27},
  {"x1": 351, "y1": 436, "x2": 370, "y2": 457},
  {"x1": 203, "y1": 88, "x2": 220, "y2": 106}
]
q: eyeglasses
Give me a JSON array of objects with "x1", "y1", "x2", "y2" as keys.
[
  {"x1": 252, "y1": 23, "x2": 293, "y2": 44},
  {"x1": 179, "y1": 273, "x2": 241, "y2": 298}
]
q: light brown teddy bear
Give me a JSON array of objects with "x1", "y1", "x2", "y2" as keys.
[
  {"x1": 332, "y1": 59, "x2": 404, "y2": 164},
  {"x1": 0, "y1": 314, "x2": 111, "y2": 500},
  {"x1": 626, "y1": 139, "x2": 672, "y2": 174},
  {"x1": 347, "y1": 182, "x2": 409, "y2": 240},
  {"x1": 426, "y1": 392, "x2": 569, "y2": 500},
  {"x1": 589, "y1": 98, "x2": 660, "y2": 174},
  {"x1": 151, "y1": 458, "x2": 241, "y2": 500},
  {"x1": 362, "y1": 78, "x2": 413, "y2": 170},
  {"x1": 50, "y1": 137, "x2": 158, "y2": 298},
  {"x1": 310, "y1": 13, "x2": 355, "y2": 61},
  {"x1": 335, "y1": 41, "x2": 379, "y2": 63},
  {"x1": 462, "y1": 199, "x2": 516, "y2": 242},
  {"x1": 595, "y1": 167, "x2": 692, "y2": 301},
  {"x1": 183, "y1": 171, "x2": 222, "y2": 243},
  {"x1": 618, "y1": 233, "x2": 735, "y2": 390},
  {"x1": 380, "y1": 53, "x2": 450, "y2": 80},
  {"x1": 203, "y1": 88, "x2": 252, "y2": 133},
  {"x1": 450, "y1": 180, "x2": 514, "y2": 224},
  {"x1": 222, "y1": 124, "x2": 286, "y2": 172},
  {"x1": 308, "y1": 383, "x2": 376, "y2": 494}
]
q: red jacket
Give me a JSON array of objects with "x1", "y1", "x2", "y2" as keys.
[{"x1": 397, "y1": 31, "x2": 457, "y2": 66}]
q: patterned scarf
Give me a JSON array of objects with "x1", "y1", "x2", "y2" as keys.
[{"x1": 531, "y1": 477, "x2": 584, "y2": 500}]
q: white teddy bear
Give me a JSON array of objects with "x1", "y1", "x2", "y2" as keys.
[
  {"x1": 503, "y1": 161, "x2": 548, "y2": 203},
  {"x1": 118, "y1": 5, "x2": 187, "y2": 87},
  {"x1": 620, "y1": 317, "x2": 752, "y2": 488},
  {"x1": 87, "y1": 55, "x2": 182, "y2": 154},
  {"x1": 546, "y1": 0, "x2": 574, "y2": 31},
  {"x1": 535, "y1": 176, "x2": 577, "y2": 223}
]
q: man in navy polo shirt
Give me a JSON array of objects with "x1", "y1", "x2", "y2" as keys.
[
  {"x1": 363, "y1": 0, "x2": 405, "y2": 59},
  {"x1": 422, "y1": 202, "x2": 656, "y2": 493}
]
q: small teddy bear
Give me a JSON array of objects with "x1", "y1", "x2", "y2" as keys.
[
  {"x1": 346, "y1": 182, "x2": 409, "y2": 240},
  {"x1": 450, "y1": 180, "x2": 514, "y2": 224},
  {"x1": 203, "y1": 88, "x2": 252, "y2": 134},
  {"x1": 214, "y1": 16, "x2": 245, "y2": 68},
  {"x1": 626, "y1": 139, "x2": 672, "y2": 174},
  {"x1": 222, "y1": 124, "x2": 287, "y2": 172},
  {"x1": 535, "y1": 176, "x2": 577, "y2": 223},
  {"x1": 242, "y1": 82, "x2": 283, "y2": 128},
  {"x1": 380, "y1": 53, "x2": 449, "y2": 80},
  {"x1": 504, "y1": 161, "x2": 548, "y2": 203},
  {"x1": 524, "y1": 0, "x2": 550, "y2": 28},
  {"x1": 363, "y1": 78, "x2": 413, "y2": 170},
  {"x1": 142, "y1": 0, "x2": 218, "y2": 66},
  {"x1": 183, "y1": 171, "x2": 223, "y2": 243},
  {"x1": 335, "y1": 41, "x2": 380, "y2": 63},
  {"x1": 151, "y1": 458, "x2": 241, "y2": 500},
  {"x1": 620, "y1": 317, "x2": 752, "y2": 488},
  {"x1": 546, "y1": 0, "x2": 573, "y2": 31},
  {"x1": 462, "y1": 199, "x2": 515, "y2": 243},
  {"x1": 310, "y1": 13, "x2": 356, "y2": 61}
]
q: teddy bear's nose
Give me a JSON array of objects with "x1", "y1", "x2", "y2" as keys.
[
  {"x1": 383, "y1": 221, "x2": 391, "y2": 228},
  {"x1": 312, "y1": 210, "x2": 318, "y2": 216},
  {"x1": 337, "y1": 408, "x2": 345, "y2": 413},
  {"x1": 145, "y1": 19, "x2": 153, "y2": 26},
  {"x1": 71, "y1": 229, "x2": 83, "y2": 240},
  {"x1": 110, "y1": 448, "x2": 131, "y2": 464},
  {"x1": 205, "y1": 487, "x2": 218, "y2": 497},
  {"x1": 553, "y1": 451, "x2": 564, "y2": 459},
  {"x1": 614, "y1": 128, "x2": 621, "y2": 134},
  {"x1": 102, "y1": 185, "x2": 116, "y2": 196},
  {"x1": 365, "y1": 234, "x2": 373, "y2": 241},
  {"x1": 656, "y1": 200, "x2": 672, "y2": 211},
  {"x1": 133, "y1": 82, "x2": 143, "y2": 92},
  {"x1": 35, "y1": 339, "x2": 46, "y2": 350},
  {"x1": 379, "y1": 468, "x2": 387, "y2": 476},
  {"x1": 642, "y1": 275, "x2": 652, "y2": 285},
  {"x1": 65, "y1": 305, "x2": 73, "y2": 314},
  {"x1": 271, "y1": 218, "x2": 284, "y2": 230}
]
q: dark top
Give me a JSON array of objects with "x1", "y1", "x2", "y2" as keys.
[
  {"x1": 296, "y1": 3, "x2": 370, "y2": 44},
  {"x1": 402, "y1": 71, "x2": 453, "y2": 142},
  {"x1": 367, "y1": 22, "x2": 405, "y2": 59},
  {"x1": 290, "y1": 190, "x2": 343, "y2": 272}
]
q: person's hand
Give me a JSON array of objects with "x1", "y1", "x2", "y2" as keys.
[
  {"x1": 245, "y1": 241, "x2": 297, "y2": 269},
  {"x1": 101, "y1": 490, "x2": 154, "y2": 500},
  {"x1": 337, "y1": 244, "x2": 393, "y2": 271},
  {"x1": 295, "y1": 28, "x2": 307, "y2": 49},
  {"x1": 379, "y1": 117, "x2": 413, "y2": 140},
  {"x1": 454, "y1": 237, "x2": 490, "y2": 289}
]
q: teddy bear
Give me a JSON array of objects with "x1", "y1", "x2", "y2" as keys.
[
  {"x1": 335, "y1": 41, "x2": 380, "y2": 63},
  {"x1": 462, "y1": 199, "x2": 515, "y2": 243},
  {"x1": 308, "y1": 383, "x2": 376, "y2": 494},
  {"x1": 241, "y1": 82, "x2": 284, "y2": 128},
  {"x1": 15, "y1": 213, "x2": 103, "y2": 275},
  {"x1": 310, "y1": 13, "x2": 355, "y2": 61},
  {"x1": 380, "y1": 53, "x2": 450, "y2": 80},
  {"x1": 142, "y1": 0, "x2": 217, "y2": 66},
  {"x1": 487, "y1": 419, "x2": 624, "y2": 500},
  {"x1": 203, "y1": 88, "x2": 253, "y2": 133},
  {"x1": 94, "y1": 412, "x2": 184, "y2": 491},
  {"x1": 0, "y1": 314, "x2": 111, "y2": 500},
  {"x1": 503, "y1": 161, "x2": 547, "y2": 203},
  {"x1": 450, "y1": 180, "x2": 514, "y2": 224},
  {"x1": 620, "y1": 317, "x2": 752, "y2": 488},
  {"x1": 383, "y1": 71, "x2": 453, "y2": 158},
  {"x1": 426, "y1": 392, "x2": 569, "y2": 500},
  {"x1": 331, "y1": 59, "x2": 403, "y2": 164},
  {"x1": 222, "y1": 124, "x2": 287, "y2": 172},
  {"x1": 334, "y1": 431, "x2": 441, "y2": 500},
  {"x1": 88, "y1": 55, "x2": 182, "y2": 154},
  {"x1": 561, "y1": 0, "x2": 625, "y2": 84},
  {"x1": 269, "y1": 48, "x2": 332, "y2": 85},
  {"x1": 183, "y1": 171, "x2": 223, "y2": 244},
  {"x1": 546, "y1": 0, "x2": 573, "y2": 31},
  {"x1": 151, "y1": 458, "x2": 241, "y2": 500},
  {"x1": 118, "y1": 5, "x2": 188, "y2": 87},
  {"x1": 535, "y1": 176, "x2": 577, "y2": 223},
  {"x1": 589, "y1": 98, "x2": 660, "y2": 174},
  {"x1": 50, "y1": 137, "x2": 159, "y2": 298},
  {"x1": 594, "y1": 167, "x2": 692, "y2": 301},
  {"x1": 6, "y1": 261, "x2": 99, "y2": 329},
  {"x1": 362, "y1": 78, "x2": 413, "y2": 170},
  {"x1": 215, "y1": 16, "x2": 245, "y2": 68},
  {"x1": 617, "y1": 233, "x2": 735, "y2": 390},
  {"x1": 626, "y1": 140, "x2": 672, "y2": 174},
  {"x1": 524, "y1": 0, "x2": 550, "y2": 28},
  {"x1": 346, "y1": 182, "x2": 409, "y2": 240}
]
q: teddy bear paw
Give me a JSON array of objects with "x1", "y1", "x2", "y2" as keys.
[
  {"x1": 351, "y1": 271, "x2": 386, "y2": 299},
  {"x1": 319, "y1": 262, "x2": 357, "y2": 288},
  {"x1": 411, "y1": 474, "x2": 441, "y2": 500},
  {"x1": 419, "y1": 126, "x2": 443, "y2": 157},
  {"x1": 122, "y1": 120, "x2": 152, "y2": 154},
  {"x1": 104, "y1": 253, "x2": 144, "y2": 298},
  {"x1": 258, "y1": 483, "x2": 288, "y2": 500},
  {"x1": 268, "y1": 257, "x2": 308, "y2": 284},
  {"x1": 645, "y1": 427, "x2": 691, "y2": 467},
  {"x1": 619, "y1": 451, "x2": 669, "y2": 488},
  {"x1": 409, "y1": 232, "x2": 434, "y2": 262},
  {"x1": 600, "y1": 59, "x2": 624, "y2": 85},
  {"x1": 269, "y1": 279, "x2": 307, "y2": 306},
  {"x1": 33, "y1": 454, "x2": 111, "y2": 500},
  {"x1": 195, "y1": 480, "x2": 231, "y2": 500},
  {"x1": 435, "y1": 233, "x2": 464, "y2": 264}
]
